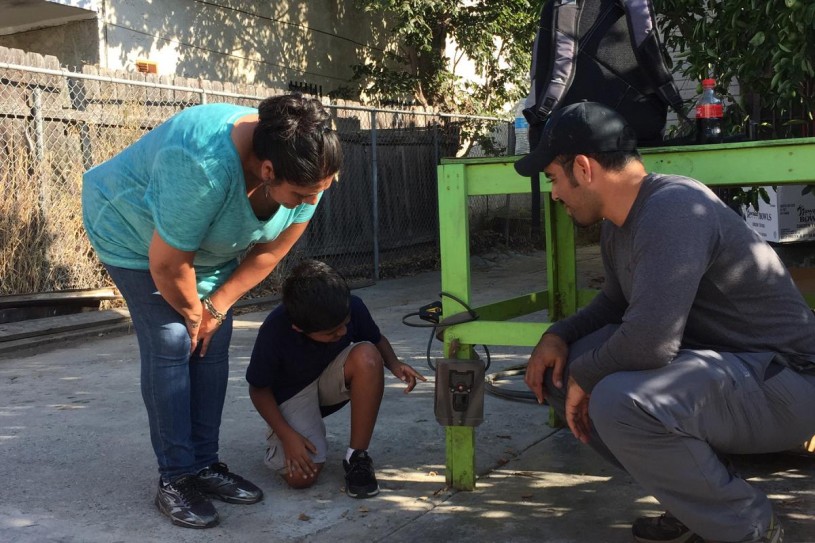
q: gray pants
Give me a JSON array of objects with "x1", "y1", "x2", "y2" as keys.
[{"x1": 545, "y1": 325, "x2": 815, "y2": 542}]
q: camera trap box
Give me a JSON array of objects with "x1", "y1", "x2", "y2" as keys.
[{"x1": 434, "y1": 358, "x2": 485, "y2": 427}]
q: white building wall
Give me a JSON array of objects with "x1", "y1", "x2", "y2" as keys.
[
  {"x1": 0, "y1": 0, "x2": 390, "y2": 95},
  {"x1": 98, "y1": 0, "x2": 388, "y2": 93}
]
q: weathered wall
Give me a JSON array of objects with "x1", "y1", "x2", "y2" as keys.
[
  {"x1": 0, "y1": 1, "x2": 389, "y2": 95},
  {"x1": 0, "y1": 18, "x2": 100, "y2": 70}
]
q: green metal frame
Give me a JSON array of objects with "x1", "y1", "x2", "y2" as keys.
[{"x1": 437, "y1": 137, "x2": 815, "y2": 490}]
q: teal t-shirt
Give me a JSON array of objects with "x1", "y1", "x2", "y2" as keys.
[{"x1": 82, "y1": 103, "x2": 320, "y2": 297}]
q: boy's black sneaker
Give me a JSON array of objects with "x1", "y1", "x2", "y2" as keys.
[
  {"x1": 343, "y1": 450, "x2": 380, "y2": 499},
  {"x1": 197, "y1": 462, "x2": 264, "y2": 504},
  {"x1": 155, "y1": 475, "x2": 219, "y2": 529}
]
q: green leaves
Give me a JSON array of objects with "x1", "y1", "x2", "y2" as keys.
[
  {"x1": 654, "y1": 0, "x2": 815, "y2": 136},
  {"x1": 350, "y1": 0, "x2": 541, "y2": 115},
  {"x1": 730, "y1": 187, "x2": 771, "y2": 212}
]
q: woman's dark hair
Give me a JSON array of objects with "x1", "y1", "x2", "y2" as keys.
[
  {"x1": 253, "y1": 94, "x2": 343, "y2": 187},
  {"x1": 282, "y1": 260, "x2": 350, "y2": 333}
]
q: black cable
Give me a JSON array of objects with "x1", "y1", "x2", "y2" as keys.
[
  {"x1": 437, "y1": 291, "x2": 478, "y2": 321},
  {"x1": 400, "y1": 310, "x2": 441, "y2": 370},
  {"x1": 401, "y1": 292, "x2": 490, "y2": 372},
  {"x1": 484, "y1": 364, "x2": 539, "y2": 403},
  {"x1": 402, "y1": 296, "x2": 541, "y2": 403},
  {"x1": 402, "y1": 296, "x2": 543, "y2": 404}
]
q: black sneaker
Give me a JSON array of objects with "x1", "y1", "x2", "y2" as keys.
[
  {"x1": 633, "y1": 512, "x2": 783, "y2": 543},
  {"x1": 197, "y1": 462, "x2": 263, "y2": 504},
  {"x1": 343, "y1": 450, "x2": 380, "y2": 499},
  {"x1": 155, "y1": 475, "x2": 219, "y2": 529},
  {"x1": 632, "y1": 512, "x2": 701, "y2": 543}
]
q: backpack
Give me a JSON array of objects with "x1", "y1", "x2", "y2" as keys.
[
  {"x1": 519, "y1": 0, "x2": 687, "y2": 243},
  {"x1": 523, "y1": 0, "x2": 686, "y2": 148}
]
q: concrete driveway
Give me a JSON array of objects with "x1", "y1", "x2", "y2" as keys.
[{"x1": 1, "y1": 249, "x2": 812, "y2": 543}]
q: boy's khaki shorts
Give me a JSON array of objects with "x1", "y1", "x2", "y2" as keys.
[{"x1": 264, "y1": 342, "x2": 370, "y2": 471}]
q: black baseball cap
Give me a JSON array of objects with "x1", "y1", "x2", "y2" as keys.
[{"x1": 514, "y1": 101, "x2": 638, "y2": 177}]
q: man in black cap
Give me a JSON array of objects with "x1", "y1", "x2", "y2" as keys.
[{"x1": 516, "y1": 101, "x2": 815, "y2": 543}]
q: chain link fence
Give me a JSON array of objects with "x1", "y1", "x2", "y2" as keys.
[{"x1": 0, "y1": 50, "x2": 518, "y2": 300}]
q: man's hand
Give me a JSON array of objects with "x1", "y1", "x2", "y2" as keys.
[
  {"x1": 525, "y1": 333, "x2": 569, "y2": 404},
  {"x1": 565, "y1": 376, "x2": 591, "y2": 444},
  {"x1": 387, "y1": 361, "x2": 428, "y2": 393}
]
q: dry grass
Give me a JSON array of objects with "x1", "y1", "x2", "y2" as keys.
[
  {"x1": 0, "y1": 121, "x2": 125, "y2": 296},
  {"x1": 0, "y1": 95, "x2": 505, "y2": 301}
]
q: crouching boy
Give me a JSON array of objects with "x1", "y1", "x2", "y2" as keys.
[{"x1": 246, "y1": 260, "x2": 426, "y2": 498}]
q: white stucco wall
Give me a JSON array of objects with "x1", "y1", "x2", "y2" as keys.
[
  {"x1": 1, "y1": 0, "x2": 390, "y2": 95},
  {"x1": 96, "y1": 0, "x2": 388, "y2": 93}
]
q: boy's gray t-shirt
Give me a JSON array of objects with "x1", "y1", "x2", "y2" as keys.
[{"x1": 549, "y1": 173, "x2": 815, "y2": 392}]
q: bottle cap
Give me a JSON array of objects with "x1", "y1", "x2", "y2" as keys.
[{"x1": 702, "y1": 78, "x2": 716, "y2": 87}]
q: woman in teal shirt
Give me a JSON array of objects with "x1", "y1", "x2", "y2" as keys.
[{"x1": 82, "y1": 94, "x2": 341, "y2": 529}]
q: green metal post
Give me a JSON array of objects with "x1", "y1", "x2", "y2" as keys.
[
  {"x1": 543, "y1": 197, "x2": 577, "y2": 320},
  {"x1": 437, "y1": 162, "x2": 477, "y2": 490},
  {"x1": 543, "y1": 194, "x2": 576, "y2": 429}
]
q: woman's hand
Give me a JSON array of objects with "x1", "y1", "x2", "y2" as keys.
[
  {"x1": 148, "y1": 231, "x2": 203, "y2": 354},
  {"x1": 195, "y1": 307, "x2": 221, "y2": 356},
  {"x1": 185, "y1": 316, "x2": 202, "y2": 350},
  {"x1": 197, "y1": 297, "x2": 228, "y2": 356}
]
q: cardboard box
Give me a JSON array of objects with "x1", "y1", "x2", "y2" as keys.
[{"x1": 742, "y1": 185, "x2": 815, "y2": 243}]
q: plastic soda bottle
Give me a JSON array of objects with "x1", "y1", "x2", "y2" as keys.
[
  {"x1": 514, "y1": 99, "x2": 530, "y2": 154},
  {"x1": 695, "y1": 78, "x2": 723, "y2": 144}
]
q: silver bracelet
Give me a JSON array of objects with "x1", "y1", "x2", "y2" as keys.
[{"x1": 202, "y1": 297, "x2": 226, "y2": 326}]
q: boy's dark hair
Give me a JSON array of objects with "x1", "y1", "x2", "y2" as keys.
[
  {"x1": 282, "y1": 260, "x2": 350, "y2": 333},
  {"x1": 253, "y1": 93, "x2": 343, "y2": 187}
]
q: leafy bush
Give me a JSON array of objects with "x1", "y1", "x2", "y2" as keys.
[
  {"x1": 350, "y1": 0, "x2": 540, "y2": 117},
  {"x1": 655, "y1": 0, "x2": 815, "y2": 139}
]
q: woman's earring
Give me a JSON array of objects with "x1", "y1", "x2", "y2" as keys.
[{"x1": 264, "y1": 181, "x2": 271, "y2": 201}]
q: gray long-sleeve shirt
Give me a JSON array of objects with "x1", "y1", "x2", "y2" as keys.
[{"x1": 549, "y1": 173, "x2": 815, "y2": 392}]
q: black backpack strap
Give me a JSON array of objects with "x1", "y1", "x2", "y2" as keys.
[
  {"x1": 523, "y1": 1, "x2": 584, "y2": 243},
  {"x1": 620, "y1": 0, "x2": 688, "y2": 121},
  {"x1": 523, "y1": 0, "x2": 584, "y2": 126}
]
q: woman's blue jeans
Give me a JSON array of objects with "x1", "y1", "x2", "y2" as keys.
[{"x1": 105, "y1": 265, "x2": 233, "y2": 481}]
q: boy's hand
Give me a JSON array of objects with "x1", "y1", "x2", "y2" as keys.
[
  {"x1": 281, "y1": 431, "x2": 318, "y2": 479},
  {"x1": 388, "y1": 361, "x2": 428, "y2": 393}
]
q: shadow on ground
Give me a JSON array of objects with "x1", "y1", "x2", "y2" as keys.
[{"x1": 0, "y1": 249, "x2": 812, "y2": 542}]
